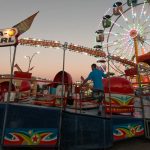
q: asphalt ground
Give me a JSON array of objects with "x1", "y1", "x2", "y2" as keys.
[
  {"x1": 107, "y1": 137, "x2": 150, "y2": 150},
  {"x1": 0, "y1": 137, "x2": 150, "y2": 150}
]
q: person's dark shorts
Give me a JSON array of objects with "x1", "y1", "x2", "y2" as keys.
[{"x1": 92, "y1": 89, "x2": 104, "y2": 102}]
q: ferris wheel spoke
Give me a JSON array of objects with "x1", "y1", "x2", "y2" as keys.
[
  {"x1": 130, "y1": 2, "x2": 138, "y2": 28},
  {"x1": 113, "y1": 38, "x2": 132, "y2": 55},
  {"x1": 144, "y1": 40, "x2": 150, "y2": 47},
  {"x1": 142, "y1": 1, "x2": 150, "y2": 23},
  {"x1": 111, "y1": 20, "x2": 130, "y2": 32},
  {"x1": 122, "y1": 44, "x2": 134, "y2": 60},
  {"x1": 111, "y1": 48, "x2": 124, "y2": 56},
  {"x1": 109, "y1": 62, "x2": 123, "y2": 74},
  {"x1": 103, "y1": 42, "x2": 125, "y2": 51},
  {"x1": 110, "y1": 36, "x2": 129, "y2": 45},
  {"x1": 111, "y1": 40, "x2": 129, "y2": 55},
  {"x1": 105, "y1": 36, "x2": 132, "y2": 55},
  {"x1": 104, "y1": 32, "x2": 128, "y2": 36},
  {"x1": 140, "y1": 1, "x2": 146, "y2": 19},
  {"x1": 141, "y1": 15, "x2": 150, "y2": 27},
  {"x1": 110, "y1": 60, "x2": 124, "y2": 74},
  {"x1": 141, "y1": 2, "x2": 150, "y2": 26},
  {"x1": 111, "y1": 47, "x2": 121, "y2": 55},
  {"x1": 130, "y1": 2, "x2": 134, "y2": 18},
  {"x1": 118, "y1": 10, "x2": 132, "y2": 29},
  {"x1": 137, "y1": 3, "x2": 147, "y2": 28},
  {"x1": 102, "y1": 36, "x2": 129, "y2": 49},
  {"x1": 142, "y1": 23, "x2": 150, "y2": 34},
  {"x1": 118, "y1": 46, "x2": 132, "y2": 58},
  {"x1": 137, "y1": 2, "x2": 146, "y2": 26},
  {"x1": 143, "y1": 31, "x2": 150, "y2": 35}
]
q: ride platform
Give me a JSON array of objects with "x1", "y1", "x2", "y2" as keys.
[{"x1": 0, "y1": 103, "x2": 145, "y2": 150}]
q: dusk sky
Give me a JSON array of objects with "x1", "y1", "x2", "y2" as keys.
[{"x1": 0, "y1": 0, "x2": 146, "y2": 82}]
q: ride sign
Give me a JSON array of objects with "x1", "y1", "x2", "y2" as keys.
[{"x1": 0, "y1": 28, "x2": 18, "y2": 47}]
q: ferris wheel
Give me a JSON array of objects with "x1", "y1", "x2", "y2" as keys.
[{"x1": 95, "y1": 0, "x2": 150, "y2": 75}]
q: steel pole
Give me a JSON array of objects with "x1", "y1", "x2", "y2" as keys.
[
  {"x1": 1, "y1": 45, "x2": 17, "y2": 144},
  {"x1": 58, "y1": 42, "x2": 68, "y2": 150}
]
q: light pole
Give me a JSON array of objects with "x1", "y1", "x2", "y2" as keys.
[{"x1": 24, "y1": 51, "x2": 40, "y2": 72}]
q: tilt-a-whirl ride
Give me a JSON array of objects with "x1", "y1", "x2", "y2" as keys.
[{"x1": 0, "y1": 0, "x2": 150, "y2": 150}]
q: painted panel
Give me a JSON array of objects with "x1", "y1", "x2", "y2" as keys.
[
  {"x1": 113, "y1": 122, "x2": 144, "y2": 141},
  {"x1": 105, "y1": 93, "x2": 134, "y2": 113},
  {"x1": 3, "y1": 128, "x2": 58, "y2": 146}
]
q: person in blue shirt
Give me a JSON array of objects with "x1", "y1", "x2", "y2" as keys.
[
  {"x1": 81, "y1": 63, "x2": 107, "y2": 91},
  {"x1": 81, "y1": 63, "x2": 107, "y2": 115}
]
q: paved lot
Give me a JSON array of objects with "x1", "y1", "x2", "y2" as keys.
[
  {"x1": 108, "y1": 137, "x2": 150, "y2": 150},
  {"x1": 1, "y1": 137, "x2": 150, "y2": 150}
]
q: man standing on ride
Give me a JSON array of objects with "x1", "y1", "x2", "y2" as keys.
[{"x1": 80, "y1": 63, "x2": 107, "y2": 116}]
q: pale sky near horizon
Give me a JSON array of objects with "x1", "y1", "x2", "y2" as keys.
[{"x1": 0, "y1": 0, "x2": 146, "y2": 82}]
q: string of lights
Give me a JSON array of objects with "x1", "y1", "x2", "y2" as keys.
[{"x1": 18, "y1": 38, "x2": 136, "y2": 67}]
